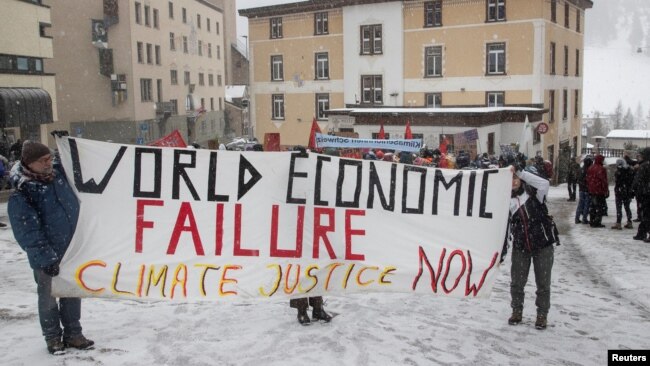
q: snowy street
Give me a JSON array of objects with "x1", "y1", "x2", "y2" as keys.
[{"x1": 0, "y1": 184, "x2": 648, "y2": 366}]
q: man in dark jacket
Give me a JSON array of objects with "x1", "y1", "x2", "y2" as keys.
[
  {"x1": 566, "y1": 157, "x2": 581, "y2": 201},
  {"x1": 575, "y1": 156, "x2": 593, "y2": 224},
  {"x1": 611, "y1": 158, "x2": 635, "y2": 230},
  {"x1": 8, "y1": 141, "x2": 94, "y2": 355},
  {"x1": 632, "y1": 148, "x2": 650, "y2": 241},
  {"x1": 503, "y1": 165, "x2": 558, "y2": 330},
  {"x1": 586, "y1": 154, "x2": 608, "y2": 228}
]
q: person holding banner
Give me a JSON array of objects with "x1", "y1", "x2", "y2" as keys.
[
  {"x1": 503, "y1": 164, "x2": 559, "y2": 330},
  {"x1": 7, "y1": 140, "x2": 94, "y2": 355}
]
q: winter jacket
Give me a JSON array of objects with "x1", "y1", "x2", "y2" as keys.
[
  {"x1": 577, "y1": 159, "x2": 593, "y2": 192},
  {"x1": 614, "y1": 166, "x2": 635, "y2": 200},
  {"x1": 567, "y1": 160, "x2": 581, "y2": 183},
  {"x1": 587, "y1": 155, "x2": 608, "y2": 196},
  {"x1": 633, "y1": 160, "x2": 650, "y2": 198},
  {"x1": 7, "y1": 161, "x2": 79, "y2": 270},
  {"x1": 506, "y1": 170, "x2": 559, "y2": 254}
]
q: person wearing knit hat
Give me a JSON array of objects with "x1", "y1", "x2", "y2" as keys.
[{"x1": 7, "y1": 140, "x2": 95, "y2": 355}]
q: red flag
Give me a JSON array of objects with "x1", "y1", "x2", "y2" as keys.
[
  {"x1": 439, "y1": 135, "x2": 448, "y2": 155},
  {"x1": 308, "y1": 117, "x2": 321, "y2": 150},
  {"x1": 378, "y1": 122, "x2": 386, "y2": 139},
  {"x1": 404, "y1": 121, "x2": 413, "y2": 139},
  {"x1": 148, "y1": 130, "x2": 187, "y2": 148}
]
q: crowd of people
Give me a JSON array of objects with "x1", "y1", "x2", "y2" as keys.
[{"x1": 570, "y1": 148, "x2": 650, "y2": 243}]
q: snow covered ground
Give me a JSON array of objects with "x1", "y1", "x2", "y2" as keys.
[{"x1": 0, "y1": 184, "x2": 649, "y2": 366}]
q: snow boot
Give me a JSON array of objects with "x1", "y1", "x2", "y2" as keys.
[
  {"x1": 63, "y1": 335, "x2": 94, "y2": 350},
  {"x1": 312, "y1": 306, "x2": 333, "y2": 323},
  {"x1": 508, "y1": 311, "x2": 522, "y2": 325},
  {"x1": 46, "y1": 338, "x2": 66, "y2": 355},
  {"x1": 297, "y1": 308, "x2": 311, "y2": 325},
  {"x1": 611, "y1": 223, "x2": 622, "y2": 230},
  {"x1": 624, "y1": 221, "x2": 634, "y2": 229},
  {"x1": 535, "y1": 314, "x2": 547, "y2": 330}
]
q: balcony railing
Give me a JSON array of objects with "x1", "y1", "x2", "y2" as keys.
[
  {"x1": 155, "y1": 101, "x2": 177, "y2": 116},
  {"x1": 581, "y1": 147, "x2": 625, "y2": 158}
]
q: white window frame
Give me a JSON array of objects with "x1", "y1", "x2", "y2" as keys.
[
  {"x1": 487, "y1": 42, "x2": 506, "y2": 75},
  {"x1": 316, "y1": 93, "x2": 330, "y2": 120},
  {"x1": 271, "y1": 55, "x2": 283, "y2": 81},
  {"x1": 270, "y1": 17, "x2": 283, "y2": 39},
  {"x1": 486, "y1": 0, "x2": 506, "y2": 22},
  {"x1": 425, "y1": 93, "x2": 441, "y2": 108},
  {"x1": 272, "y1": 94, "x2": 285, "y2": 120},
  {"x1": 315, "y1": 12, "x2": 328, "y2": 35},
  {"x1": 425, "y1": 46, "x2": 442, "y2": 77},
  {"x1": 486, "y1": 91, "x2": 504, "y2": 107},
  {"x1": 361, "y1": 75, "x2": 383, "y2": 104},
  {"x1": 315, "y1": 52, "x2": 329, "y2": 80}
]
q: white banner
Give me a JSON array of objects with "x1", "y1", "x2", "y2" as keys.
[
  {"x1": 53, "y1": 137, "x2": 511, "y2": 302},
  {"x1": 315, "y1": 133, "x2": 423, "y2": 152}
]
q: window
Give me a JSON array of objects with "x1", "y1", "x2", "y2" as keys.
[
  {"x1": 184, "y1": 71, "x2": 190, "y2": 85},
  {"x1": 562, "y1": 89, "x2": 568, "y2": 120},
  {"x1": 0, "y1": 55, "x2": 46, "y2": 74},
  {"x1": 170, "y1": 99, "x2": 178, "y2": 115},
  {"x1": 576, "y1": 10, "x2": 581, "y2": 33},
  {"x1": 564, "y1": 46, "x2": 569, "y2": 76},
  {"x1": 564, "y1": 3, "x2": 570, "y2": 28},
  {"x1": 316, "y1": 93, "x2": 330, "y2": 120},
  {"x1": 486, "y1": 0, "x2": 505, "y2": 22},
  {"x1": 360, "y1": 24, "x2": 382, "y2": 55},
  {"x1": 170, "y1": 32, "x2": 176, "y2": 50},
  {"x1": 209, "y1": 74, "x2": 214, "y2": 86},
  {"x1": 486, "y1": 42, "x2": 506, "y2": 75},
  {"x1": 217, "y1": 75, "x2": 222, "y2": 86},
  {"x1": 574, "y1": 90, "x2": 579, "y2": 117},
  {"x1": 135, "y1": 2, "x2": 142, "y2": 24},
  {"x1": 219, "y1": 97, "x2": 222, "y2": 110},
  {"x1": 315, "y1": 52, "x2": 329, "y2": 80},
  {"x1": 168, "y1": 1, "x2": 173, "y2": 19},
  {"x1": 146, "y1": 43, "x2": 153, "y2": 64},
  {"x1": 549, "y1": 90, "x2": 555, "y2": 122},
  {"x1": 197, "y1": 14, "x2": 201, "y2": 29},
  {"x1": 315, "y1": 12, "x2": 328, "y2": 35},
  {"x1": 361, "y1": 75, "x2": 383, "y2": 104},
  {"x1": 171, "y1": 70, "x2": 178, "y2": 85},
  {"x1": 575, "y1": 49, "x2": 580, "y2": 76},
  {"x1": 425, "y1": 46, "x2": 442, "y2": 77},
  {"x1": 533, "y1": 128, "x2": 541, "y2": 144},
  {"x1": 199, "y1": 73, "x2": 205, "y2": 86},
  {"x1": 182, "y1": 7, "x2": 187, "y2": 23},
  {"x1": 16, "y1": 57, "x2": 28, "y2": 71},
  {"x1": 271, "y1": 55, "x2": 283, "y2": 81},
  {"x1": 183, "y1": 36, "x2": 188, "y2": 53},
  {"x1": 425, "y1": 93, "x2": 441, "y2": 108},
  {"x1": 272, "y1": 94, "x2": 285, "y2": 120},
  {"x1": 210, "y1": 97, "x2": 214, "y2": 111},
  {"x1": 486, "y1": 91, "x2": 504, "y2": 107},
  {"x1": 487, "y1": 132, "x2": 495, "y2": 155},
  {"x1": 217, "y1": 45, "x2": 221, "y2": 59},
  {"x1": 216, "y1": 21, "x2": 220, "y2": 35},
  {"x1": 208, "y1": 43, "x2": 212, "y2": 58},
  {"x1": 157, "y1": 79, "x2": 162, "y2": 102},
  {"x1": 144, "y1": 5, "x2": 150, "y2": 26},
  {"x1": 550, "y1": 42, "x2": 556, "y2": 75},
  {"x1": 424, "y1": 1, "x2": 442, "y2": 27},
  {"x1": 198, "y1": 40, "x2": 203, "y2": 56},
  {"x1": 373, "y1": 132, "x2": 391, "y2": 140},
  {"x1": 153, "y1": 9, "x2": 159, "y2": 28},
  {"x1": 137, "y1": 42, "x2": 143, "y2": 63},
  {"x1": 270, "y1": 17, "x2": 283, "y2": 39},
  {"x1": 39, "y1": 22, "x2": 51, "y2": 37},
  {"x1": 140, "y1": 79, "x2": 152, "y2": 102},
  {"x1": 155, "y1": 45, "x2": 161, "y2": 65},
  {"x1": 551, "y1": 0, "x2": 556, "y2": 23},
  {"x1": 201, "y1": 98, "x2": 205, "y2": 109}
]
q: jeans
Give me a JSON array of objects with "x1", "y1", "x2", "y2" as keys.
[
  {"x1": 34, "y1": 270, "x2": 82, "y2": 341},
  {"x1": 575, "y1": 191, "x2": 591, "y2": 222},
  {"x1": 510, "y1": 245, "x2": 554, "y2": 316},
  {"x1": 615, "y1": 195, "x2": 632, "y2": 224}
]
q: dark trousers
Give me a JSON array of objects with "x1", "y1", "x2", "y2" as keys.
[
  {"x1": 510, "y1": 245, "x2": 554, "y2": 316},
  {"x1": 615, "y1": 195, "x2": 632, "y2": 224},
  {"x1": 575, "y1": 190, "x2": 591, "y2": 222},
  {"x1": 589, "y1": 195, "x2": 606, "y2": 226},
  {"x1": 290, "y1": 297, "x2": 323, "y2": 311},
  {"x1": 636, "y1": 196, "x2": 650, "y2": 238},
  {"x1": 34, "y1": 270, "x2": 82, "y2": 341},
  {"x1": 567, "y1": 180, "x2": 577, "y2": 200}
]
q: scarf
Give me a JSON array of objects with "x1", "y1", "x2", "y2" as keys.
[{"x1": 10, "y1": 162, "x2": 56, "y2": 189}]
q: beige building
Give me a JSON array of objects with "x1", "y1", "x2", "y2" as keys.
[
  {"x1": 43, "y1": 0, "x2": 228, "y2": 146},
  {"x1": 0, "y1": 0, "x2": 56, "y2": 148},
  {"x1": 240, "y1": 0, "x2": 593, "y2": 180}
]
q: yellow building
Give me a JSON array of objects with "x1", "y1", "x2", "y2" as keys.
[
  {"x1": 0, "y1": 0, "x2": 57, "y2": 146},
  {"x1": 240, "y1": 0, "x2": 593, "y2": 177}
]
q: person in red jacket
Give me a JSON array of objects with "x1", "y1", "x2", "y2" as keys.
[{"x1": 586, "y1": 154, "x2": 609, "y2": 228}]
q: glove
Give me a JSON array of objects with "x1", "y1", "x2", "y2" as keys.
[
  {"x1": 50, "y1": 130, "x2": 69, "y2": 138},
  {"x1": 43, "y1": 263, "x2": 60, "y2": 277}
]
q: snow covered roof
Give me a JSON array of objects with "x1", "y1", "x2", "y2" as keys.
[
  {"x1": 225, "y1": 85, "x2": 247, "y2": 103},
  {"x1": 606, "y1": 129, "x2": 650, "y2": 139},
  {"x1": 328, "y1": 106, "x2": 543, "y2": 114}
]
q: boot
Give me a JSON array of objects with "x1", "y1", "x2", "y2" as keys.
[
  {"x1": 312, "y1": 305, "x2": 333, "y2": 323},
  {"x1": 611, "y1": 223, "x2": 622, "y2": 230},
  {"x1": 297, "y1": 308, "x2": 311, "y2": 325},
  {"x1": 535, "y1": 314, "x2": 547, "y2": 330},
  {"x1": 63, "y1": 334, "x2": 94, "y2": 350},
  {"x1": 624, "y1": 221, "x2": 634, "y2": 229},
  {"x1": 46, "y1": 338, "x2": 66, "y2": 355},
  {"x1": 508, "y1": 311, "x2": 522, "y2": 325}
]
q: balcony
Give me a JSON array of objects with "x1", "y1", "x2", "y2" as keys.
[{"x1": 155, "y1": 101, "x2": 177, "y2": 116}]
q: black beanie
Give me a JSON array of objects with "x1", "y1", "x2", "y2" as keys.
[{"x1": 21, "y1": 140, "x2": 51, "y2": 165}]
